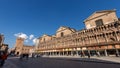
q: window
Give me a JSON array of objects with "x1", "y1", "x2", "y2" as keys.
[
  {"x1": 43, "y1": 38, "x2": 45, "y2": 42},
  {"x1": 61, "y1": 32, "x2": 64, "y2": 37},
  {"x1": 95, "y1": 19, "x2": 103, "y2": 27}
]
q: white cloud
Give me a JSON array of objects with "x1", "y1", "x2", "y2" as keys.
[
  {"x1": 33, "y1": 38, "x2": 39, "y2": 45},
  {"x1": 33, "y1": 38, "x2": 37, "y2": 44},
  {"x1": 29, "y1": 34, "x2": 34, "y2": 40},
  {"x1": 14, "y1": 33, "x2": 28, "y2": 39},
  {"x1": 14, "y1": 33, "x2": 39, "y2": 45}
]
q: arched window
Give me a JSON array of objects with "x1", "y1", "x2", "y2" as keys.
[{"x1": 95, "y1": 19, "x2": 103, "y2": 27}]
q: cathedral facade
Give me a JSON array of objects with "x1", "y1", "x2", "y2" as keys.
[{"x1": 36, "y1": 9, "x2": 120, "y2": 57}]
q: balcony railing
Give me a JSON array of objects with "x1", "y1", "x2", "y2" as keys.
[{"x1": 39, "y1": 40, "x2": 120, "y2": 51}]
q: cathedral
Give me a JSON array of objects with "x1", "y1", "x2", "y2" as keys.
[{"x1": 36, "y1": 9, "x2": 120, "y2": 57}]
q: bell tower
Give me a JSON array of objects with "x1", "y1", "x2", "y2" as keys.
[{"x1": 15, "y1": 37, "x2": 24, "y2": 55}]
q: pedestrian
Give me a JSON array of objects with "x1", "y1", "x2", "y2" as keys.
[
  {"x1": 19, "y1": 54, "x2": 29, "y2": 60},
  {"x1": 26, "y1": 54, "x2": 29, "y2": 60},
  {"x1": 19, "y1": 54, "x2": 23, "y2": 60},
  {"x1": 80, "y1": 52, "x2": 83, "y2": 57},
  {"x1": 87, "y1": 53, "x2": 90, "y2": 58},
  {"x1": 0, "y1": 51, "x2": 8, "y2": 67},
  {"x1": 115, "y1": 53, "x2": 119, "y2": 57}
]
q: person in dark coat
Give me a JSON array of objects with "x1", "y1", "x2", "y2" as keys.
[{"x1": 0, "y1": 51, "x2": 8, "y2": 67}]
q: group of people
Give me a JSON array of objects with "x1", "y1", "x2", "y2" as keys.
[{"x1": 19, "y1": 53, "x2": 29, "y2": 60}]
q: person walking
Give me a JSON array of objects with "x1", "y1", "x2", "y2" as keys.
[
  {"x1": 0, "y1": 51, "x2": 8, "y2": 67},
  {"x1": 87, "y1": 53, "x2": 90, "y2": 58}
]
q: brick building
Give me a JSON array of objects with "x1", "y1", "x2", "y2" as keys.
[
  {"x1": 0, "y1": 34, "x2": 9, "y2": 53},
  {"x1": 0, "y1": 34, "x2": 4, "y2": 46},
  {"x1": 36, "y1": 9, "x2": 120, "y2": 57},
  {"x1": 14, "y1": 37, "x2": 34, "y2": 55}
]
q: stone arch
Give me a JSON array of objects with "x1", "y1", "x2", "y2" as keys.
[
  {"x1": 116, "y1": 31, "x2": 120, "y2": 41},
  {"x1": 93, "y1": 28, "x2": 95, "y2": 32},
  {"x1": 98, "y1": 27, "x2": 101, "y2": 31},
  {"x1": 16, "y1": 52, "x2": 19, "y2": 55},
  {"x1": 103, "y1": 26, "x2": 107, "y2": 30},
  {"x1": 101, "y1": 26, "x2": 104, "y2": 31},
  {"x1": 109, "y1": 37, "x2": 116, "y2": 41},
  {"x1": 112, "y1": 32, "x2": 116, "y2": 36},
  {"x1": 107, "y1": 32, "x2": 116, "y2": 42},
  {"x1": 101, "y1": 26, "x2": 103, "y2": 30},
  {"x1": 96, "y1": 28, "x2": 99, "y2": 32},
  {"x1": 106, "y1": 25, "x2": 109, "y2": 30},
  {"x1": 111, "y1": 23, "x2": 115, "y2": 28},
  {"x1": 108, "y1": 24, "x2": 111, "y2": 29}
]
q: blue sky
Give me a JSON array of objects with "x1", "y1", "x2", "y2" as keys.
[{"x1": 0, "y1": 0, "x2": 120, "y2": 48}]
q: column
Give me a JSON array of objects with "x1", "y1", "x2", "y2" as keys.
[
  {"x1": 71, "y1": 51, "x2": 73, "y2": 56},
  {"x1": 63, "y1": 51, "x2": 64, "y2": 56},
  {"x1": 96, "y1": 51, "x2": 100, "y2": 57},
  {"x1": 76, "y1": 48, "x2": 79, "y2": 56},
  {"x1": 81, "y1": 49, "x2": 85, "y2": 57},
  {"x1": 88, "y1": 49, "x2": 91, "y2": 57},
  {"x1": 76, "y1": 50, "x2": 79, "y2": 56},
  {"x1": 115, "y1": 49, "x2": 119, "y2": 57},
  {"x1": 59, "y1": 52, "x2": 61, "y2": 56},
  {"x1": 50, "y1": 52, "x2": 52, "y2": 56},
  {"x1": 104, "y1": 49, "x2": 108, "y2": 56}
]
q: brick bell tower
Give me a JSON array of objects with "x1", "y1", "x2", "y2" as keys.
[{"x1": 15, "y1": 37, "x2": 24, "y2": 55}]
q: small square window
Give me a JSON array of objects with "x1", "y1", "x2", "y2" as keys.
[{"x1": 95, "y1": 19, "x2": 103, "y2": 27}]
